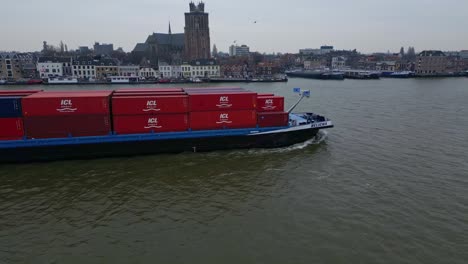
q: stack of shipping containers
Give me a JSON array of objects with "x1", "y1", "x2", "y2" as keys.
[
  {"x1": 0, "y1": 87, "x2": 289, "y2": 141},
  {"x1": 184, "y1": 87, "x2": 258, "y2": 130},
  {"x1": 112, "y1": 88, "x2": 189, "y2": 134},
  {"x1": 256, "y1": 94, "x2": 288, "y2": 127},
  {"x1": 21, "y1": 91, "x2": 112, "y2": 138},
  {"x1": 0, "y1": 90, "x2": 41, "y2": 140}
]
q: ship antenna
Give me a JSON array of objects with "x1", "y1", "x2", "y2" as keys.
[{"x1": 287, "y1": 88, "x2": 310, "y2": 113}]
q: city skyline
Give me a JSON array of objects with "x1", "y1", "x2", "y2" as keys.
[{"x1": 2, "y1": 0, "x2": 468, "y2": 53}]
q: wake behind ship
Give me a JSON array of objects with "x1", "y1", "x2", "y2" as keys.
[{"x1": 0, "y1": 87, "x2": 333, "y2": 163}]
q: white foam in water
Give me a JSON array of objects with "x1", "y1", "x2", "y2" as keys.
[{"x1": 225, "y1": 130, "x2": 329, "y2": 156}]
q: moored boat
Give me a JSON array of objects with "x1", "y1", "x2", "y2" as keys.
[
  {"x1": 107, "y1": 76, "x2": 140, "y2": 84},
  {"x1": 381, "y1": 71, "x2": 415, "y2": 78},
  {"x1": 286, "y1": 70, "x2": 344, "y2": 80},
  {"x1": 47, "y1": 77, "x2": 79, "y2": 84},
  {"x1": 343, "y1": 70, "x2": 380, "y2": 79}
]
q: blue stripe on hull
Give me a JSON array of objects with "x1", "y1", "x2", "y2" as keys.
[{"x1": 0, "y1": 126, "x2": 289, "y2": 149}]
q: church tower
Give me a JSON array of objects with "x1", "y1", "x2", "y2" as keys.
[{"x1": 184, "y1": 2, "x2": 211, "y2": 60}]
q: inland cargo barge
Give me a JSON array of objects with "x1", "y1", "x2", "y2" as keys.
[{"x1": 0, "y1": 87, "x2": 333, "y2": 163}]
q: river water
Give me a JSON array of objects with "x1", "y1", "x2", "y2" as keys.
[{"x1": 1, "y1": 78, "x2": 468, "y2": 263}]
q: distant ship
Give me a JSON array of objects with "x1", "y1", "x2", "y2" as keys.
[
  {"x1": 47, "y1": 77, "x2": 79, "y2": 84},
  {"x1": 342, "y1": 70, "x2": 380, "y2": 80},
  {"x1": 286, "y1": 70, "x2": 344, "y2": 80},
  {"x1": 381, "y1": 71, "x2": 415, "y2": 78}
]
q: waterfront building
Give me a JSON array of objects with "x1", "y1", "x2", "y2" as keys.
[
  {"x1": 158, "y1": 62, "x2": 182, "y2": 78},
  {"x1": 304, "y1": 58, "x2": 325, "y2": 70},
  {"x1": 184, "y1": 2, "x2": 211, "y2": 60},
  {"x1": 94, "y1": 42, "x2": 114, "y2": 55},
  {"x1": 331, "y1": 56, "x2": 347, "y2": 70},
  {"x1": 118, "y1": 65, "x2": 140, "y2": 77},
  {"x1": 181, "y1": 63, "x2": 192, "y2": 78},
  {"x1": 17, "y1": 53, "x2": 38, "y2": 79},
  {"x1": 37, "y1": 57, "x2": 72, "y2": 78},
  {"x1": 72, "y1": 57, "x2": 97, "y2": 80},
  {"x1": 414, "y1": 50, "x2": 448, "y2": 75},
  {"x1": 446, "y1": 54, "x2": 465, "y2": 73},
  {"x1": 255, "y1": 62, "x2": 280, "y2": 77},
  {"x1": 187, "y1": 59, "x2": 220, "y2": 78},
  {"x1": 376, "y1": 61, "x2": 396, "y2": 72},
  {"x1": 229, "y1": 45, "x2": 250, "y2": 57},
  {"x1": 220, "y1": 64, "x2": 249, "y2": 78},
  {"x1": 396, "y1": 60, "x2": 415, "y2": 72},
  {"x1": 139, "y1": 67, "x2": 159, "y2": 79},
  {"x1": 95, "y1": 58, "x2": 119, "y2": 80},
  {"x1": 0, "y1": 53, "x2": 22, "y2": 80}
]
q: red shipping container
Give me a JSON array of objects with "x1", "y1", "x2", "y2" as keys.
[
  {"x1": 190, "y1": 110, "x2": 257, "y2": 130},
  {"x1": 0, "y1": 118, "x2": 24, "y2": 138},
  {"x1": 22, "y1": 91, "x2": 111, "y2": 116},
  {"x1": 257, "y1": 112, "x2": 289, "y2": 128},
  {"x1": 112, "y1": 95, "x2": 189, "y2": 115},
  {"x1": 256, "y1": 96, "x2": 285, "y2": 112},
  {"x1": 24, "y1": 115, "x2": 111, "y2": 139},
  {"x1": 257, "y1": 93, "x2": 274, "y2": 96},
  {"x1": 113, "y1": 114, "x2": 189, "y2": 134},
  {"x1": 188, "y1": 92, "x2": 257, "y2": 111},
  {"x1": 116, "y1": 88, "x2": 183, "y2": 93}
]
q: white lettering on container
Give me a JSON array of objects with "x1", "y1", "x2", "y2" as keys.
[
  {"x1": 216, "y1": 96, "x2": 233, "y2": 108},
  {"x1": 262, "y1": 98, "x2": 276, "y2": 110},
  {"x1": 143, "y1": 100, "x2": 161, "y2": 112},
  {"x1": 216, "y1": 113, "x2": 232, "y2": 124},
  {"x1": 56, "y1": 99, "x2": 78, "y2": 113},
  {"x1": 144, "y1": 117, "x2": 162, "y2": 129}
]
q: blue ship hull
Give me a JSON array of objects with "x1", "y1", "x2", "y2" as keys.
[{"x1": 0, "y1": 113, "x2": 333, "y2": 163}]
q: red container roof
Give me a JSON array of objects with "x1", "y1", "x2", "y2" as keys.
[
  {"x1": 112, "y1": 92, "x2": 187, "y2": 97},
  {"x1": 116, "y1": 88, "x2": 183, "y2": 93},
  {"x1": 25, "y1": 91, "x2": 112, "y2": 98},
  {"x1": 0, "y1": 90, "x2": 42, "y2": 94}
]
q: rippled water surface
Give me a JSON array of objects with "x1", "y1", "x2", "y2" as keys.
[{"x1": 1, "y1": 78, "x2": 468, "y2": 263}]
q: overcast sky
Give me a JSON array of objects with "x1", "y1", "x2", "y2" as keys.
[{"x1": 2, "y1": 0, "x2": 467, "y2": 54}]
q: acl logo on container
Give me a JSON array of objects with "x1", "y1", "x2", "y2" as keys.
[
  {"x1": 216, "y1": 113, "x2": 232, "y2": 124},
  {"x1": 216, "y1": 96, "x2": 233, "y2": 108},
  {"x1": 143, "y1": 100, "x2": 160, "y2": 112},
  {"x1": 144, "y1": 117, "x2": 162, "y2": 129},
  {"x1": 56, "y1": 99, "x2": 78, "y2": 113},
  {"x1": 262, "y1": 99, "x2": 276, "y2": 110}
]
